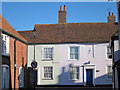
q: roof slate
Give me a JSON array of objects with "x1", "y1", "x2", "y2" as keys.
[{"x1": 18, "y1": 23, "x2": 118, "y2": 44}]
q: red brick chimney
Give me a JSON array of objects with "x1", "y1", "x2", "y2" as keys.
[
  {"x1": 58, "y1": 5, "x2": 67, "y2": 23},
  {"x1": 108, "y1": 12, "x2": 116, "y2": 23}
]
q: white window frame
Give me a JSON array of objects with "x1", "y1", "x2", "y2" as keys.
[
  {"x1": 42, "y1": 47, "x2": 53, "y2": 60},
  {"x1": 69, "y1": 46, "x2": 79, "y2": 60},
  {"x1": 106, "y1": 66, "x2": 112, "y2": 80},
  {"x1": 43, "y1": 66, "x2": 53, "y2": 80},
  {"x1": 106, "y1": 45, "x2": 112, "y2": 60},
  {"x1": 1, "y1": 34, "x2": 9, "y2": 56},
  {"x1": 69, "y1": 66, "x2": 79, "y2": 80}
]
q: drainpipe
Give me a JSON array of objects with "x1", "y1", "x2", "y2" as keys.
[
  {"x1": 111, "y1": 36, "x2": 115, "y2": 90},
  {"x1": 14, "y1": 39, "x2": 17, "y2": 90},
  {"x1": 83, "y1": 65, "x2": 84, "y2": 86}
]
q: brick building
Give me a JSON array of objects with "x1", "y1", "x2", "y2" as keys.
[{"x1": 0, "y1": 15, "x2": 28, "y2": 89}]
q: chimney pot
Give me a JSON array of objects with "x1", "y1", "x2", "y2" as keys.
[
  {"x1": 60, "y1": 6, "x2": 62, "y2": 11},
  {"x1": 112, "y1": 13, "x2": 114, "y2": 16},
  {"x1": 108, "y1": 12, "x2": 110, "y2": 16},
  {"x1": 64, "y1": 5, "x2": 66, "y2": 11}
]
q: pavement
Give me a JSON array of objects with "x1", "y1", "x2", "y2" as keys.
[{"x1": 34, "y1": 86, "x2": 113, "y2": 90}]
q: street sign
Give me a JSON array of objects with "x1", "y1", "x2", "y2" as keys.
[{"x1": 31, "y1": 61, "x2": 38, "y2": 68}]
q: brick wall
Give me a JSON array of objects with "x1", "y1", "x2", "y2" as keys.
[
  {"x1": 58, "y1": 11, "x2": 67, "y2": 23},
  {"x1": 10, "y1": 37, "x2": 15, "y2": 89},
  {"x1": 10, "y1": 37, "x2": 27, "y2": 89},
  {"x1": 58, "y1": 5, "x2": 67, "y2": 23}
]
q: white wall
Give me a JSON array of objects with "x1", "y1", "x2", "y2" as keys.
[
  {"x1": 28, "y1": 43, "x2": 112, "y2": 85},
  {"x1": 28, "y1": 44, "x2": 60, "y2": 85},
  {"x1": 59, "y1": 43, "x2": 112, "y2": 85}
]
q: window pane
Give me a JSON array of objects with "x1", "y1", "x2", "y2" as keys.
[
  {"x1": 107, "y1": 46, "x2": 112, "y2": 59},
  {"x1": 70, "y1": 67, "x2": 79, "y2": 80},
  {"x1": 2, "y1": 41, "x2": 4, "y2": 53},
  {"x1": 75, "y1": 54, "x2": 78, "y2": 59},
  {"x1": 75, "y1": 47, "x2": 78, "y2": 52},
  {"x1": 70, "y1": 47, "x2": 78, "y2": 59},
  {"x1": 107, "y1": 66, "x2": 112, "y2": 79},
  {"x1": 44, "y1": 67, "x2": 53, "y2": 79},
  {"x1": 107, "y1": 46, "x2": 111, "y2": 54},
  {"x1": 2, "y1": 34, "x2": 9, "y2": 55},
  {"x1": 43, "y1": 48, "x2": 53, "y2": 59}
]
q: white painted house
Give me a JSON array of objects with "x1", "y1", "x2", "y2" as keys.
[
  {"x1": 18, "y1": 6, "x2": 118, "y2": 86},
  {"x1": 59, "y1": 43, "x2": 113, "y2": 85}
]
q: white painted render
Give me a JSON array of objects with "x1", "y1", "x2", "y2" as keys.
[
  {"x1": 59, "y1": 43, "x2": 112, "y2": 85},
  {"x1": 28, "y1": 45, "x2": 60, "y2": 85},
  {"x1": 27, "y1": 43, "x2": 112, "y2": 85}
]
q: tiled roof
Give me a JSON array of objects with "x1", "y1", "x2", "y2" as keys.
[
  {"x1": 0, "y1": 15, "x2": 27, "y2": 42},
  {"x1": 18, "y1": 23, "x2": 118, "y2": 44}
]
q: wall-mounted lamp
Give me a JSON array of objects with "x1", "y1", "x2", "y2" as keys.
[
  {"x1": 84, "y1": 61, "x2": 90, "y2": 65},
  {"x1": 96, "y1": 70, "x2": 100, "y2": 72}
]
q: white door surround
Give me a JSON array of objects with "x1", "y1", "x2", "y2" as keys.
[{"x1": 83, "y1": 64, "x2": 96, "y2": 86}]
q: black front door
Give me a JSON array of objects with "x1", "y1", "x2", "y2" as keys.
[{"x1": 86, "y1": 69, "x2": 93, "y2": 85}]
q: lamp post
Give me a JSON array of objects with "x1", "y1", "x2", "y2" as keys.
[{"x1": 31, "y1": 29, "x2": 38, "y2": 90}]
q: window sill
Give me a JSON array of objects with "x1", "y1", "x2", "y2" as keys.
[
  {"x1": 68, "y1": 59, "x2": 78, "y2": 61},
  {"x1": 42, "y1": 78, "x2": 53, "y2": 80},
  {"x1": 69, "y1": 79, "x2": 79, "y2": 81},
  {"x1": 106, "y1": 78, "x2": 112, "y2": 80},
  {"x1": 2, "y1": 53, "x2": 10, "y2": 57},
  {"x1": 105, "y1": 59, "x2": 112, "y2": 61},
  {"x1": 42, "y1": 59, "x2": 53, "y2": 61}
]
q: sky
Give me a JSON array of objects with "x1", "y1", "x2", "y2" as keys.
[{"x1": 1, "y1": 2, "x2": 118, "y2": 31}]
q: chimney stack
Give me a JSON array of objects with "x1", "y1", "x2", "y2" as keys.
[
  {"x1": 58, "y1": 5, "x2": 67, "y2": 23},
  {"x1": 108, "y1": 12, "x2": 116, "y2": 23}
]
